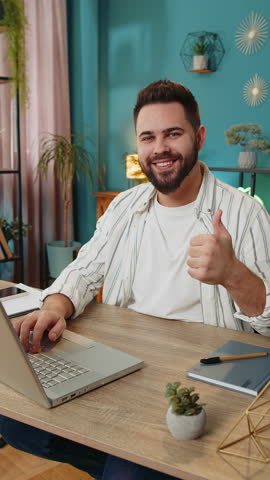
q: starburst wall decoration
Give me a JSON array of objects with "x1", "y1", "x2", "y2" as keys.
[
  {"x1": 235, "y1": 11, "x2": 269, "y2": 55},
  {"x1": 243, "y1": 74, "x2": 268, "y2": 106}
]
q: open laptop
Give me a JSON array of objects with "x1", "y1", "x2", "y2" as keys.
[{"x1": 0, "y1": 302, "x2": 144, "y2": 408}]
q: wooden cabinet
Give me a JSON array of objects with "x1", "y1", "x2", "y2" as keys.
[
  {"x1": 92, "y1": 191, "x2": 120, "y2": 219},
  {"x1": 92, "y1": 191, "x2": 120, "y2": 302}
]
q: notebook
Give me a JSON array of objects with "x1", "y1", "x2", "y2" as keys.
[
  {"x1": 0, "y1": 302, "x2": 144, "y2": 408},
  {"x1": 187, "y1": 340, "x2": 270, "y2": 396}
]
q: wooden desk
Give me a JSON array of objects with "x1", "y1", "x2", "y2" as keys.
[{"x1": 0, "y1": 297, "x2": 270, "y2": 479}]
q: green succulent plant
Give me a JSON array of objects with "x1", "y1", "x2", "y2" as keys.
[
  {"x1": 192, "y1": 40, "x2": 208, "y2": 55},
  {"x1": 225, "y1": 123, "x2": 270, "y2": 153},
  {"x1": 165, "y1": 382, "x2": 205, "y2": 416}
]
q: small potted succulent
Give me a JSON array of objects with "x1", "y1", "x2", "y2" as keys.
[
  {"x1": 192, "y1": 39, "x2": 208, "y2": 70},
  {"x1": 165, "y1": 382, "x2": 206, "y2": 440},
  {"x1": 225, "y1": 123, "x2": 270, "y2": 168}
]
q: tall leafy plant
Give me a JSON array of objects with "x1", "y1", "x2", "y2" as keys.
[
  {"x1": 37, "y1": 133, "x2": 94, "y2": 247},
  {"x1": 0, "y1": 0, "x2": 28, "y2": 106}
]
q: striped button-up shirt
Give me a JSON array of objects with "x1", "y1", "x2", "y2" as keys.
[{"x1": 42, "y1": 163, "x2": 270, "y2": 336}]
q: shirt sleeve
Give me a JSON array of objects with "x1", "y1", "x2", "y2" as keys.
[
  {"x1": 233, "y1": 206, "x2": 270, "y2": 336},
  {"x1": 40, "y1": 211, "x2": 110, "y2": 318}
]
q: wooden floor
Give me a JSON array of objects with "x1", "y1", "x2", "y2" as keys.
[{"x1": 0, "y1": 443, "x2": 93, "y2": 480}]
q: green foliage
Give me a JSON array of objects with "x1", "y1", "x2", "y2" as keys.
[
  {"x1": 37, "y1": 132, "x2": 95, "y2": 245},
  {"x1": 225, "y1": 123, "x2": 270, "y2": 153},
  {"x1": 0, "y1": 216, "x2": 31, "y2": 242},
  {"x1": 165, "y1": 382, "x2": 205, "y2": 416},
  {"x1": 0, "y1": 0, "x2": 28, "y2": 106},
  {"x1": 192, "y1": 40, "x2": 208, "y2": 55},
  {"x1": 37, "y1": 133, "x2": 94, "y2": 190}
]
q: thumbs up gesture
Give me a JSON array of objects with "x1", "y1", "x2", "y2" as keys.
[{"x1": 187, "y1": 210, "x2": 236, "y2": 286}]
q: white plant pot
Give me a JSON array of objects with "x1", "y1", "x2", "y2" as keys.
[
  {"x1": 238, "y1": 151, "x2": 256, "y2": 169},
  {"x1": 166, "y1": 407, "x2": 206, "y2": 440},
  {"x1": 192, "y1": 55, "x2": 208, "y2": 70},
  {"x1": 46, "y1": 241, "x2": 81, "y2": 278}
]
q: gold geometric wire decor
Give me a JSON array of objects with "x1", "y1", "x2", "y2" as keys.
[
  {"x1": 218, "y1": 381, "x2": 270, "y2": 463},
  {"x1": 235, "y1": 11, "x2": 269, "y2": 55}
]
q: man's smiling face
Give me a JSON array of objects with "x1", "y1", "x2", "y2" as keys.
[{"x1": 136, "y1": 102, "x2": 205, "y2": 194}]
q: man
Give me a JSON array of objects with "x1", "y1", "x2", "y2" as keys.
[{"x1": 1, "y1": 80, "x2": 270, "y2": 480}]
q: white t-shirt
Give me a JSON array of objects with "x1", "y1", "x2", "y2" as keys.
[{"x1": 127, "y1": 194, "x2": 202, "y2": 321}]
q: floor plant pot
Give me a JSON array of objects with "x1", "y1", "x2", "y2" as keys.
[
  {"x1": 46, "y1": 241, "x2": 81, "y2": 279},
  {"x1": 166, "y1": 406, "x2": 206, "y2": 440},
  {"x1": 238, "y1": 151, "x2": 256, "y2": 169},
  {"x1": 193, "y1": 55, "x2": 208, "y2": 70}
]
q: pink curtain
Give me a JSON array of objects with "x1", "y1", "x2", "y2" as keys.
[{"x1": 0, "y1": 0, "x2": 71, "y2": 286}]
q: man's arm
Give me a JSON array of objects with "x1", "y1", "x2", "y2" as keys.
[
  {"x1": 14, "y1": 293, "x2": 74, "y2": 353},
  {"x1": 187, "y1": 209, "x2": 266, "y2": 317}
]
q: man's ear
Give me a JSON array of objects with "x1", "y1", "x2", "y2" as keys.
[{"x1": 196, "y1": 125, "x2": 206, "y2": 151}]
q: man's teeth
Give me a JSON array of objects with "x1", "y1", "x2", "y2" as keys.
[{"x1": 156, "y1": 160, "x2": 173, "y2": 167}]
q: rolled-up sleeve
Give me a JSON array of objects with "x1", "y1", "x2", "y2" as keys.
[{"x1": 234, "y1": 207, "x2": 270, "y2": 336}]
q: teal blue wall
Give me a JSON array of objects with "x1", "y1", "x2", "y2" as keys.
[
  {"x1": 67, "y1": 0, "x2": 99, "y2": 243},
  {"x1": 68, "y1": 0, "x2": 270, "y2": 241}
]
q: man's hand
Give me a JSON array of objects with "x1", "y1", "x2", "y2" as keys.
[
  {"x1": 14, "y1": 310, "x2": 67, "y2": 353},
  {"x1": 187, "y1": 209, "x2": 266, "y2": 317},
  {"x1": 13, "y1": 293, "x2": 74, "y2": 353},
  {"x1": 187, "y1": 209, "x2": 236, "y2": 286}
]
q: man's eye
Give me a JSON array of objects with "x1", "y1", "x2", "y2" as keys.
[
  {"x1": 169, "y1": 131, "x2": 181, "y2": 137},
  {"x1": 141, "y1": 136, "x2": 153, "y2": 142}
]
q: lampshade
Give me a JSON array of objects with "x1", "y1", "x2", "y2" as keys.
[{"x1": 126, "y1": 154, "x2": 147, "y2": 180}]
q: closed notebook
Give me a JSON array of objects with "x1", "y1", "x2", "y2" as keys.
[{"x1": 187, "y1": 340, "x2": 270, "y2": 396}]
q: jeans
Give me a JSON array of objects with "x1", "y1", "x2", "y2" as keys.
[{"x1": 0, "y1": 416, "x2": 177, "y2": 480}]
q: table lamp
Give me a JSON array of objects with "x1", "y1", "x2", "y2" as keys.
[{"x1": 126, "y1": 154, "x2": 148, "y2": 187}]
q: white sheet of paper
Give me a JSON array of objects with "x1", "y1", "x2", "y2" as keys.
[{"x1": 2, "y1": 283, "x2": 41, "y2": 317}]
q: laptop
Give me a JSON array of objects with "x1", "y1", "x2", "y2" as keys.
[{"x1": 0, "y1": 302, "x2": 144, "y2": 408}]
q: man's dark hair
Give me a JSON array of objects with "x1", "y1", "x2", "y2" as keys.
[{"x1": 133, "y1": 79, "x2": 201, "y2": 131}]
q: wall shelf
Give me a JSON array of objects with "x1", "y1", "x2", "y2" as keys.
[
  {"x1": 209, "y1": 167, "x2": 270, "y2": 197},
  {"x1": 180, "y1": 31, "x2": 225, "y2": 72},
  {"x1": 0, "y1": 71, "x2": 24, "y2": 281},
  {"x1": 188, "y1": 69, "x2": 213, "y2": 73}
]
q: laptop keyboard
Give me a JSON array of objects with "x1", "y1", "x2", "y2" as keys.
[{"x1": 27, "y1": 352, "x2": 91, "y2": 389}]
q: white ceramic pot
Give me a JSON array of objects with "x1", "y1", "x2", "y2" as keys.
[
  {"x1": 166, "y1": 407, "x2": 206, "y2": 440},
  {"x1": 238, "y1": 151, "x2": 256, "y2": 169},
  {"x1": 46, "y1": 241, "x2": 81, "y2": 278},
  {"x1": 192, "y1": 55, "x2": 208, "y2": 70}
]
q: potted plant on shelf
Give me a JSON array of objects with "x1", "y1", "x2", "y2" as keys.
[
  {"x1": 0, "y1": 216, "x2": 31, "y2": 254},
  {"x1": 0, "y1": 0, "x2": 28, "y2": 106},
  {"x1": 192, "y1": 39, "x2": 208, "y2": 70},
  {"x1": 225, "y1": 123, "x2": 270, "y2": 169},
  {"x1": 37, "y1": 132, "x2": 94, "y2": 279},
  {"x1": 165, "y1": 382, "x2": 206, "y2": 440}
]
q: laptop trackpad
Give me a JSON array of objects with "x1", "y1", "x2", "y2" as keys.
[{"x1": 41, "y1": 330, "x2": 96, "y2": 354}]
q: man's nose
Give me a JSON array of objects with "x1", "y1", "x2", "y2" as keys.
[{"x1": 153, "y1": 137, "x2": 171, "y2": 155}]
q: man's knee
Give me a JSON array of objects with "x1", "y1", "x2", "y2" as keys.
[{"x1": 0, "y1": 415, "x2": 51, "y2": 458}]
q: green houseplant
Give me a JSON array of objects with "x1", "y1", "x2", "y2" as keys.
[
  {"x1": 165, "y1": 382, "x2": 206, "y2": 440},
  {"x1": 0, "y1": 0, "x2": 28, "y2": 106},
  {"x1": 37, "y1": 132, "x2": 94, "y2": 278},
  {"x1": 225, "y1": 123, "x2": 270, "y2": 168},
  {"x1": 0, "y1": 216, "x2": 31, "y2": 254},
  {"x1": 192, "y1": 39, "x2": 209, "y2": 70}
]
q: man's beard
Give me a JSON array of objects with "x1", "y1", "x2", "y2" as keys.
[{"x1": 139, "y1": 145, "x2": 199, "y2": 194}]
